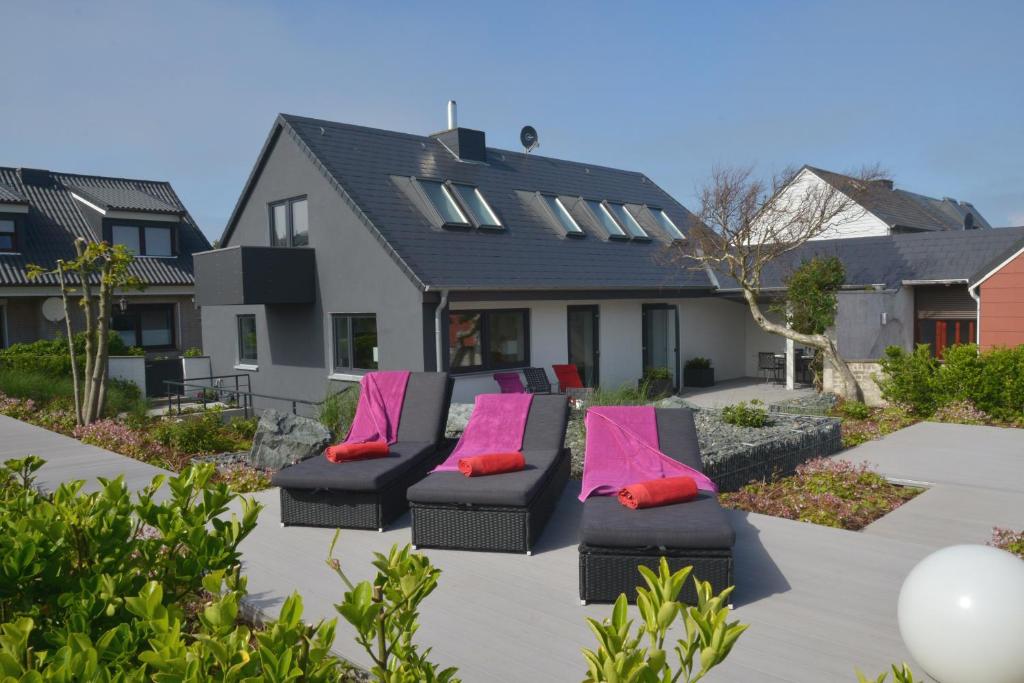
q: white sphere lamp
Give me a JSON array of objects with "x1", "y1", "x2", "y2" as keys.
[{"x1": 897, "y1": 544, "x2": 1024, "y2": 683}]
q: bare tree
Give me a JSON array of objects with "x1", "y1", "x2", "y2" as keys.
[{"x1": 679, "y1": 165, "x2": 888, "y2": 400}]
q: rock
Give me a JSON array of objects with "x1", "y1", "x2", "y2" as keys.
[
  {"x1": 246, "y1": 409, "x2": 332, "y2": 470},
  {"x1": 445, "y1": 402, "x2": 474, "y2": 437}
]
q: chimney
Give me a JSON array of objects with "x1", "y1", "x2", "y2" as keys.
[
  {"x1": 17, "y1": 168, "x2": 53, "y2": 187},
  {"x1": 870, "y1": 178, "x2": 894, "y2": 190},
  {"x1": 431, "y1": 101, "x2": 487, "y2": 163}
]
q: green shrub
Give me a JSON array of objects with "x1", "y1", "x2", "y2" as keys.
[
  {"x1": 877, "y1": 345, "x2": 941, "y2": 416},
  {"x1": 318, "y1": 386, "x2": 359, "y2": 439},
  {"x1": 151, "y1": 408, "x2": 247, "y2": 454},
  {"x1": 642, "y1": 366, "x2": 671, "y2": 381},
  {"x1": 684, "y1": 356, "x2": 711, "y2": 369},
  {"x1": 182, "y1": 346, "x2": 204, "y2": 357},
  {"x1": 721, "y1": 400, "x2": 768, "y2": 428},
  {"x1": 587, "y1": 383, "x2": 651, "y2": 407},
  {"x1": 0, "y1": 368, "x2": 139, "y2": 418},
  {"x1": 0, "y1": 332, "x2": 141, "y2": 376},
  {"x1": 839, "y1": 400, "x2": 871, "y2": 420}
]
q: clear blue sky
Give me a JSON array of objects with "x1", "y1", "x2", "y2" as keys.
[{"x1": 4, "y1": 1, "x2": 1023, "y2": 241}]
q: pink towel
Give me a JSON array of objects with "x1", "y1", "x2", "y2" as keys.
[
  {"x1": 434, "y1": 393, "x2": 534, "y2": 472},
  {"x1": 343, "y1": 371, "x2": 411, "y2": 446},
  {"x1": 578, "y1": 406, "x2": 716, "y2": 501}
]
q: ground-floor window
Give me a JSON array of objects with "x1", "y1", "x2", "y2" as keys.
[
  {"x1": 237, "y1": 314, "x2": 257, "y2": 364},
  {"x1": 447, "y1": 309, "x2": 529, "y2": 373},
  {"x1": 332, "y1": 314, "x2": 378, "y2": 371},
  {"x1": 112, "y1": 303, "x2": 175, "y2": 350},
  {"x1": 918, "y1": 318, "x2": 975, "y2": 358}
]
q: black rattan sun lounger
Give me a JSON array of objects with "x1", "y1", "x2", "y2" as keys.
[
  {"x1": 578, "y1": 408, "x2": 735, "y2": 604},
  {"x1": 406, "y1": 394, "x2": 570, "y2": 554},
  {"x1": 272, "y1": 372, "x2": 453, "y2": 530}
]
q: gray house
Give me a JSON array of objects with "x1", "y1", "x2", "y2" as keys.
[
  {"x1": 0, "y1": 166, "x2": 209, "y2": 359},
  {"x1": 194, "y1": 111, "x2": 1024, "y2": 406}
]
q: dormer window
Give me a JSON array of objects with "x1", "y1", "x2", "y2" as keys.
[
  {"x1": 583, "y1": 199, "x2": 628, "y2": 239},
  {"x1": 0, "y1": 218, "x2": 17, "y2": 253},
  {"x1": 419, "y1": 180, "x2": 470, "y2": 227},
  {"x1": 451, "y1": 183, "x2": 501, "y2": 228},
  {"x1": 607, "y1": 202, "x2": 648, "y2": 239},
  {"x1": 269, "y1": 196, "x2": 309, "y2": 247},
  {"x1": 539, "y1": 194, "x2": 583, "y2": 236},
  {"x1": 649, "y1": 208, "x2": 685, "y2": 240},
  {"x1": 110, "y1": 222, "x2": 175, "y2": 257}
]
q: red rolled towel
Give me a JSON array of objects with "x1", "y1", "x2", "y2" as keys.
[
  {"x1": 324, "y1": 440, "x2": 390, "y2": 463},
  {"x1": 457, "y1": 452, "x2": 526, "y2": 477},
  {"x1": 618, "y1": 476, "x2": 698, "y2": 509}
]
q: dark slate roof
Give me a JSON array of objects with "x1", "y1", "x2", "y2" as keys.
[
  {"x1": 809, "y1": 166, "x2": 992, "y2": 232},
  {"x1": 718, "y1": 226, "x2": 1024, "y2": 290},
  {"x1": 0, "y1": 184, "x2": 27, "y2": 204},
  {"x1": 67, "y1": 183, "x2": 180, "y2": 214},
  {"x1": 0, "y1": 167, "x2": 211, "y2": 286},
  {"x1": 224, "y1": 114, "x2": 713, "y2": 291}
]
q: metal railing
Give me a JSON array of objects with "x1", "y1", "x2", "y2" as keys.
[{"x1": 162, "y1": 374, "x2": 338, "y2": 419}]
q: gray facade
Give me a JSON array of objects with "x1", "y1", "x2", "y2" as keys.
[
  {"x1": 834, "y1": 288, "x2": 915, "y2": 360},
  {"x1": 200, "y1": 128, "x2": 428, "y2": 408}
]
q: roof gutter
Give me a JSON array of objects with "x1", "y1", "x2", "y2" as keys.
[
  {"x1": 967, "y1": 282, "x2": 981, "y2": 346},
  {"x1": 900, "y1": 279, "x2": 968, "y2": 286}
]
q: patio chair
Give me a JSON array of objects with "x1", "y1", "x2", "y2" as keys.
[
  {"x1": 493, "y1": 371, "x2": 526, "y2": 393},
  {"x1": 578, "y1": 407, "x2": 735, "y2": 604},
  {"x1": 272, "y1": 372, "x2": 453, "y2": 531},
  {"x1": 522, "y1": 366, "x2": 553, "y2": 394},
  {"x1": 758, "y1": 352, "x2": 783, "y2": 383},
  {"x1": 552, "y1": 363, "x2": 594, "y2": 402},
  {"x1": 407, "y1": 394, "x2": 571, "y2": 554}
]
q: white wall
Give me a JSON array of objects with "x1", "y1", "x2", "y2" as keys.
[
  {"x1": 744, "y1": 312, "x2": 789, "y2": 377},
  {"x1": 108, "y1": 356, "x2": 146, "y2": 395},
  {"x1": 677, "y1": 298, "x2": 748, "y2": 381}
]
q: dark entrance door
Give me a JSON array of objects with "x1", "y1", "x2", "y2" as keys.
[
  {"x1": 642, "y1": 304, "x2": 679, "y2": 389},
  {"x1": 145, "y1": 357, "x2": 183, "y2": 398},
  {"x1": 567, "y1": 305, "x2": 599, "y2": 387}
]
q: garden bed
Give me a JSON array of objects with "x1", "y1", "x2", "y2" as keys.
[
  {"x1": 720, "y1": 458, "x2": 923, "y2": 530},
  {"x1": 769, "y1": 393, "x2": 837, "y2": 416}
]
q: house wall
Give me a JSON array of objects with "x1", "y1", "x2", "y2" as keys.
[
  {"x1": 200, "y1": 127, "x2": 426, "y2": 412},
  {"x1": 835, "y1": 288, "x2": 914, "y2": 359},
  {"x1": 677, "y1": 298, "x2": 748, "y2": 381},
  {"x1": 743, "y1": 310, "x2": 788, "y2": 377},
  {"x1": 979, "y1": 248, "x2": 1024, "y2": 349}
]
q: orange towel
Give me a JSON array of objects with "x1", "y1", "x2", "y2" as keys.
[
  {"x1": 324, "y1": 440, "x2": 389, "y2": 463},
  {"x1": 457, "y1": 452, "x2": 526, "y2": 477},
  {"x1": 618, "y1": 476, "x2": 698, "y2": 509}
]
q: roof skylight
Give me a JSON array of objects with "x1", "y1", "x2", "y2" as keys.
[
  {"x1": 584, "y1": 199, "x2": 626, "y2": 238},
  {"x1": 651, "y1": 208, "x2": 685, "y2": 240},
  {"x1": 451, "y1": 183, "x2": 501, "y2": 228},
  {"x1": 541, "y1": 194, "x2": 583, "y2": 235},
  {"x1": 607, "y1": 203, "x2": 648, "y2": 238},
  {"x1": 419, "y1": 179, "x2": 469, "y2": 226}
]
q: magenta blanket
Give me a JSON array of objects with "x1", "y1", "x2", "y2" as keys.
[
  {"x1": 578, "y1": 406, "x2": 716, "y2": 501},
  {"x1": 434, "y1": 393, "x2": 534, "y2": 472},
  {"x1": 343, "y1": 371, "x2": 411, "y2": 446}
]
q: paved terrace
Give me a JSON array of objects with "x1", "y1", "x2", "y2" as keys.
[{"x1": 5, "y1": 416, "x2": 1023, "y2": 682}]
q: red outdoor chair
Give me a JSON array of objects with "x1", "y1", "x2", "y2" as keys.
[
  {"x1": 552, "y1": 364, "x2": 585, "y2": 391},
  {"x1": 493, "y1": 371, "x2": 527, "y2": 393}
]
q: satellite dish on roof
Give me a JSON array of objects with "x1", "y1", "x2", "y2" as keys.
[
  {"x1": 42, "y1": 297, "x2": 65, "y2": 322},
  {"x1": 520, "y1": 125, "x2": 538, "y2": 153}
]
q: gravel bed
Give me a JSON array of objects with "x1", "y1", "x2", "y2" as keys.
[
  {"x1": 190, "y1": 451, "x2": 250, "y2": 468},
  {"x1": 769, "y1": 393, "x2": 838, "y2": 416}
]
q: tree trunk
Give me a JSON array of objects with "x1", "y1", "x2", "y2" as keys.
[
  {"x1": 57, "y1": 262, "x2": 84, "y2": 426},
  {"x1": 74, "y1": 241, "x2": 99, "y2": 423},
  {"x1": 742, "y1": 287, "x2": 863, "y2": 401},
  {"x1": 93, "y1": 269, "x2": 112, "y2": 419}
]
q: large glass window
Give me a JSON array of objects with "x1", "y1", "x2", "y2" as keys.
[
  {"x1": 332, "y1": 314, "x2": 378, "y2": 371},
  {"x1": 540, "y1": 195, "x2": 583, "y2": 235},
  {"x1": 112, "y1": 304, "x2": 175, "y2": 349},
  {"x1": 269, "y1": 197, "x2": 309, "y2": 246},
  {"x1": 144, "y1": 226, "x2": 173, "y2": 256},
  {"x1": 111, "y1": 223, "x2": 175, "y2": 256},
  {"x1": 447, "y1": 309, "x2": 529, "y2": 373},
  {"x1": 584, "y1": 199, "x2": 627, "y2": 237},
  {"x1": 419, "y1": 180, "x2": 469, "y2": 226},
  {"x1": 451, "y1": 183, "x2": 501, "y2": 228},
  {"x1": 607, "y1": 203, "x2": 648, "y2": 238},
  {"x1": 111, "y1": 225, "x2": 141, "y2": 254},
  {"x1": 650, "y1": 208, "x2": 685, "y2": 240},
  {"x1": 0, "y1": 218, "x2": 16, "y2": 252},
  {"x1": 237, "y1": 314, "x2": 257, "y2": 364}
]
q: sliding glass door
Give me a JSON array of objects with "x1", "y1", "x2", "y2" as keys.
[
  {"x1": 642, "y1": 304, "x2": 679, "y2": 388},
  {"x1": 567, "y1": 305, "x2": 599, "y2": 387}
]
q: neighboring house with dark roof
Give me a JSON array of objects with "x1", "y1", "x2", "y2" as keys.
[
  {"x1": 765, "y1": 166, "x2": 992, "y2": 242},
  {"x1": 194, "y1": 109, "x2": 1024, "y2": 406},
  {"x1": 0, "y1": 166, "x2": 209, "y2": 373}
]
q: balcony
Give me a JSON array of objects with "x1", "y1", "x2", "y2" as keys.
[{"x1": 194, "y1": 246, "x2": 316, "y2": 306}]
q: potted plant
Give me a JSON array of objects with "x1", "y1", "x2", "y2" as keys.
[
  {"x1": 683, "y1": 356, "x2": 715, "y2": 387},
  {"x1": 641, "y1": 367, "x2": 674, "y2": 399}
]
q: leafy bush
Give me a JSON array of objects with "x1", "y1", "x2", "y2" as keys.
[
  {"x1": 720, "y1": 458, "x2": 921, "y2": 530},
  {"x1": 151, "y1": 409, "x2": 248, "y2": 455},
  {"x1": 582, "y1": 558, "x2": 747, "y2": 683},
  {"x1": 839, "y1": 400, "x2": 871, "y2": 420},
  {"x1": 182, "y1": 346, "x2": 204, "y2": 357},
  {"x1": 877, "y1": 345, "x2": 940, "y2": 416},
  {"x1": 930, "y1": 399, "x2": 990, "y2": 425},
  {"x1": 318, "y1": 387, "x2": 359, "y2": 439},
  {"x1": 0, "y1": 332, "x2": 141, "y2": 376},
  {"x1": 990, "y1": 527, "x2": 1024, "y2": 559},
  {"x1": 642, "y1": 366, "x2": 671, "y2": 381},
  {"x1": 836, "y1": 403, "x2": 917, "y2": 449},
  {"x1": 684, "y1": 356, "x2": 711, "y2": 369},
  {"x1": 329, "y1": 534, "x2": 460, "y2": 681},
  {"x1": 721, "y1": 399, "x2": 768, "y2": 428},
  {"x1": 0, "y1": 367, "x2": 141, "y2": 417},
  {"x1": 0, "y1": 457, "x2": 353, "y2": 680}
]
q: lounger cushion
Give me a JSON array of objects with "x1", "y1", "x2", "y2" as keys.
[
  {"x1": 654, "y1": 408, "x2": 702, "y2": 472},
  {"x1": 396, "y1": 373, "x2": 452, "y2": 443},
  {"x1": 580, "y1": 493, "x2": 735, "y2": 549},
  {"x1": 407, "y1": 394, "x2": 570, "y2": 507},
  {"x1": 272, "y1": 441, "x2": 435, "y2": 492}
]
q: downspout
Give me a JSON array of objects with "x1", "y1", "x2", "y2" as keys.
[
  {"x1": 434, "y1": 289, "x2": 449, "y2": 372},
  {"x1": 967, "y1": 282, "x2": 981, "y2": 347}
]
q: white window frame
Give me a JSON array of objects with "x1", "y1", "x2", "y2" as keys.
[
  {"x1": 451, "y1": 183, "x2": 501, "y2": 228},
  {"x1": 539, "y1": 194, "x2": 583, "y2": 235},
  {"x1": 330, "y1": 313, "x2": 379, "y2": 373},
  {"x1": 417, "y1": 179, "x2": 470, "y2": 226},
  {"x1": 607, "y1": 202, "x2": 648, "y2": 238},
  {"x1": 583, "y1": 199, "x2": 627, "y2": 238}
]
